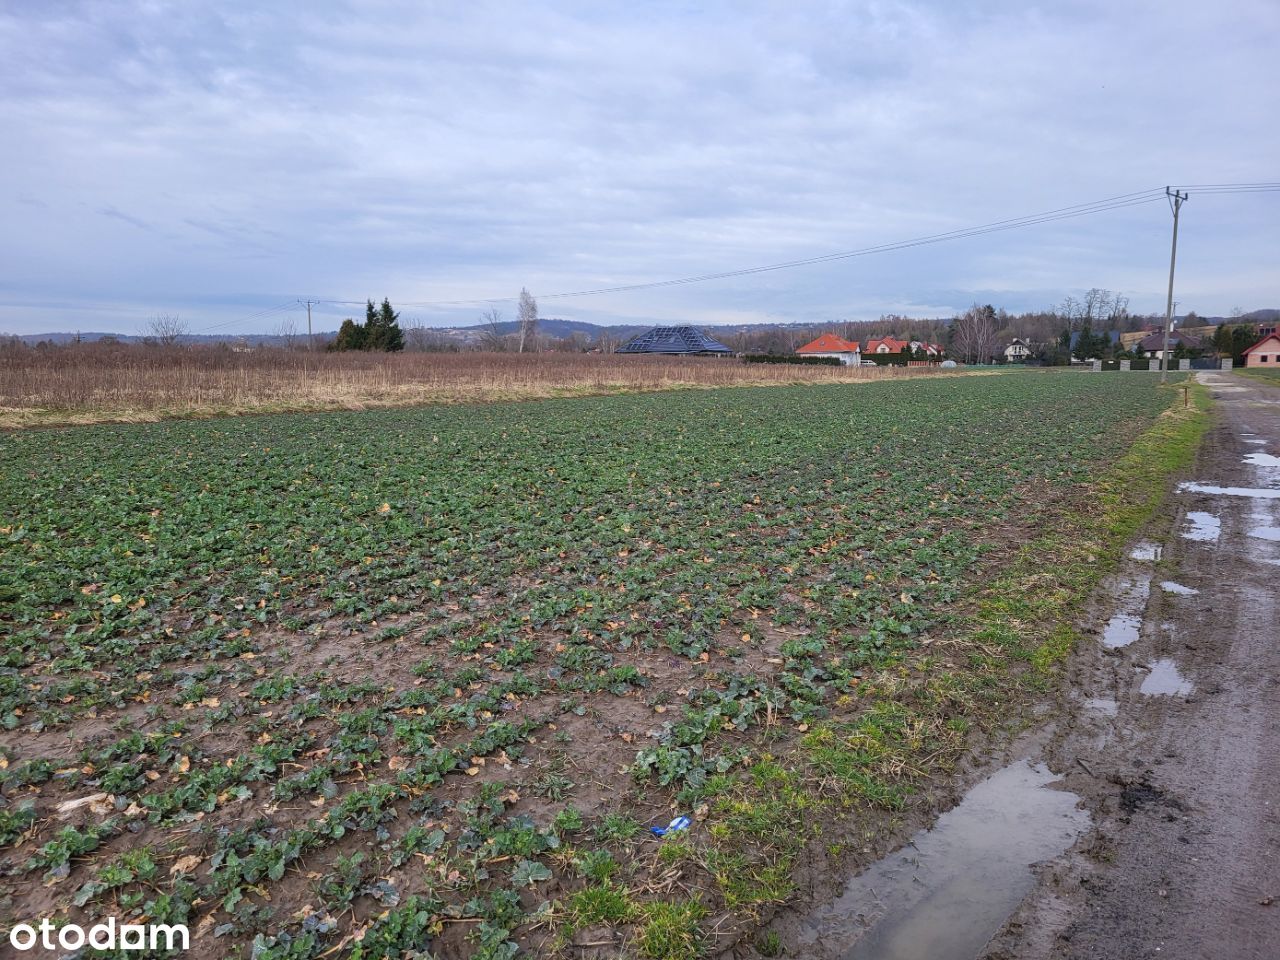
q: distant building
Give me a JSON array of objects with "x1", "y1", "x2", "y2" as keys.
[
  {"x1": 1069, "y1": 329, "x2": 1122, "y2": 360},
  {"x1": 1136, "y1": 330, "x2": 1203, "y2": 359},
  {"x1": 616, "y1": 326, "x2": 733, "y2": 355},
  {"x1": 796, "y1": 333, "x2": 860, "y2": 365},
  {"x1": 1004, "y1": 338, "x2": 1032, "y2": 362},
  {"x1": 865, "y1": 336, "x2": 910, "y2": 354},
  {"x1": 1243, "y1": 332, "x2": 1280, "y2": 367}
]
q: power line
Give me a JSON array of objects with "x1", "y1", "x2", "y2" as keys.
[
  {"x1": 306, "y1": 187, "x2": 1176, "y2": 308},
  {"x1": 193, "y1": 300, "x2": 301, "y2": 334},
  {"x1": 193, "y1": 181, "x2": 1280, "y2": 326}
]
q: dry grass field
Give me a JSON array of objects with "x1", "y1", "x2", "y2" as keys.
[{"x1": 0, "y1": 344, "x2": 956, "y2": 428}]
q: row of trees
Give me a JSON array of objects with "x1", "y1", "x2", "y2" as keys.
[{"x1": 95, "y1": 288, "x2": 1267, "y2": 359}]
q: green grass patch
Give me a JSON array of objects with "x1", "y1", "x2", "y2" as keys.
[
  {"x1": 1232, "y1": 366, "x2": 1280, "y2": 385},
  {"x1": 635, "y1": 900, "x2": 709, "y2": 960}
]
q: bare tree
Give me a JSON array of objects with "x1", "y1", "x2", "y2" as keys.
[
  {"x1": 951, "y1": 303, "x2": 1000, "y2": 364},
  {"x1": 1107, "y1": 293, "x2": 1130, "y2": 325},
  {"x1": 402, "y1": 316, "x2": 431, "y2": 352},
  {"x1": 479, "y1": 306, "x2": 507, "y2": 351},
  {"x1": 274, "y1": 314, "x2": 300, "y2": 350},
  {"x1": 147, "y1": 313, "x2": 189, "y2": 346},
  {"x1": 517, "y1": 288, "x2": 537, "y2": 354},
  {"x1": 1082, "y1": 288, "x2": 1107, "y2": 324}
]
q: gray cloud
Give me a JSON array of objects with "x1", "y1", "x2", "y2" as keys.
[{"x1": 1, "y1": 0, "x2": 1277, "y2": 334}]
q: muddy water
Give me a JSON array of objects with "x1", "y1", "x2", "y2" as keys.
[
  {"x1": 795, "y1": 761, "x2": 1088, "y2": 960},
  {"x1": 1178, "y1": 482, "x2": 1280, "y2": 500},
  {"x1": 1181, "y1": 510, "x2": 1222, "y2": 541},
  {"x1": 1139, "y1": 658, "x2": 1193, "y2": 696},
  {"x1": 1101, "y1": 613, "x2": 1140, "y2": 648},
  {"x1": 1083, "y1": 697, "x2": 1118, "y2": 716},
  {"x1": 1128, "y1": 541, "x2": 1162, "y2": 561},
  {"x1": 1242, "y1": 452, "x2": 1280, "y2": 468},
  {"x1": 1100, "y1": 573, "x2": 1150, "y2": 648},
  {"x1": 1158, "y1": 580, "x2": 1198, "y2": 596}
]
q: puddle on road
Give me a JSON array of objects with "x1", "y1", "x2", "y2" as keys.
[
  {"x1": 1129, "y1": 541, "x2": 1162, "y2": 561},
  {"x1": 1249, "y1": 526, "x2": 1280, "y2": 542},
  {"x1": 1102, "y1": 614, "x2": 1141, "y2": 648},
  {"x1": 1139, "y1": 658, "x2": 1194, "y2": 696},
  {"x1": 1179, "y1": 483, "x2": 1280, "y2": 500},
  {"x1": 1158, "y1": 581, "x2": 1199, "y2": 596},
  {"x1": 1181, "y1": 510, "x2": 1222, "y2": 541},
  {"x1": 1243, "y1": 438, "x2": 1267, "y2": 446},
  {"x1": 1243, "y1": 452, "x2": 1280, "y2": 468},
  {"x1": 795, "y1": 760, "x2": 1089, "y2": 960},
  {"x1": 1083, "y1": 697, "x2": 1119, "y2": 717},
  {"x1": 1100, "y1": 573, "x2": 1150, "y2": 649}
]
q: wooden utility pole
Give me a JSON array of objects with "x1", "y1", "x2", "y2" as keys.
[
  {"x1": 298, "y1": 299, "x2": 316, "y2": 351},
  {"x1": 1159, "y1": 188, "x2": 1188, "y2": 384}
]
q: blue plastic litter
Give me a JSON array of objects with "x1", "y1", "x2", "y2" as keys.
[{"x1": 650, "y1": 815, "x2": 691, "y2": 837}]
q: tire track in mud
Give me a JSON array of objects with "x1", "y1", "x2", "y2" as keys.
[{"x1": 986, "y1": 371, "x2": 1280, "y2": 960}]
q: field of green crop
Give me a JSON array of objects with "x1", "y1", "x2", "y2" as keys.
[{"x1": 0, "y1": 373, "x2": 1184, "y2": 959}]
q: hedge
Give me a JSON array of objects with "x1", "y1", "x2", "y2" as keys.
[{"x1": 741, "y1": 354, "x2": 842, "y2": 366}]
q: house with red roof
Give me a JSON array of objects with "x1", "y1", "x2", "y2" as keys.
[
  {"x1": 796, "y1": 333, "x2": 861, "y2": 365},
  {"x1": 1243, "y1": 332, "x2": 1280, "y2": 368},
  {"x1": 909, "y1": 340, "x2": 945, "y2": 358},
  {"x1": 866, "y1": 336, "x2": 910, "y2": 355}
]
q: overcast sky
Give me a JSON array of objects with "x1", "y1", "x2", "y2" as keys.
[{"x1": 1, "y1": 0, "x2": 1276, "y2": 335}]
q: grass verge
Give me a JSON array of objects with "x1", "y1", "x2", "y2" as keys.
[{"x1": 1232, "y1": 367, "x2": 1280, "y2": 387}]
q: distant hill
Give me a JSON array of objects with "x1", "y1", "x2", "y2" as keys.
[
  {"x1": 10, "y1": 331, "x2": 307, "y2": 347},
  {"x1": 11, "y1": 310, "x2": 1278, "y2": 348}
]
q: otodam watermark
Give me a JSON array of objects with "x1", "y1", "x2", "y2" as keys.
[{"x1": 8, "y1": 918, "x2": 189, "y2": 952}]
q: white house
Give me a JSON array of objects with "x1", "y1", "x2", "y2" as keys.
[
  {"x1": 1004, "y1": 338, "x2": 1032, "y2": 362},
  {"x1": 796, "y1": 333, "x2": 861, "y2": 365}
]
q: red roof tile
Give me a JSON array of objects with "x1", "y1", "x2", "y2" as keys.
[
  {"x1": 797, "y1": 333, "x2": 860, "y2": 353},
  {"x1": 867, "y1": 336, "x2": 909, "y2": 353},
  {"x1": 1243, "y1": 333, "x2": 1280, "y2": 356}
]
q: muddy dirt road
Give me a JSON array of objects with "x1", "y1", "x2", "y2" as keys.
[{"x1": 985, "y1": 371, "x2": 1280, "y2": 960}]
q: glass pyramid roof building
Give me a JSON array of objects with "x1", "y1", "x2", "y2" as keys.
[{"x1": 615, "y1": 326, "x2": 733, "y2": 355}]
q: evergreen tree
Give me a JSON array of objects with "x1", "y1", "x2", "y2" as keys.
[
  {"x1": 330, "y1": 318, "x2": 365, "y2": 351},
  {"x1": 363, "y1": 299, "x2": 380, "y2": 348},
  {"x1": 1076, "y1": 323, "x2": 1098, "y2": 359},
  {"x1": 1230, "y1": 324, "x2": 1259, "y2": 365},
  {"x1": 375, "y1": 298, "x2": 404, "y2": 352},
  {"x1": 331, "y1": 298, "x2": 405, "y2": 352},
  {"x1": 1212, "y1": 324, "x2": 1232, "y2": 357},
  {"x1": 359, "y1": 298, "x2": 404, "y2": 352}
]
